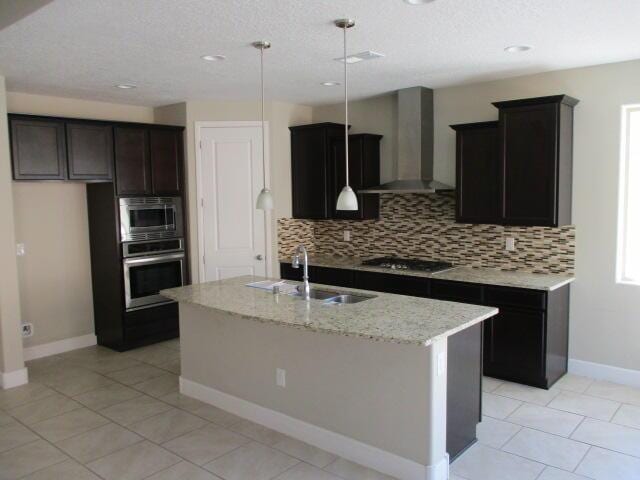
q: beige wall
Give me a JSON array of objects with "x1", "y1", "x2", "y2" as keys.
[
  {"x1": 7, "y1": 92, "x2": 154, "y2": 348},
  {"x1": 433, "y1": 59, "x2": 640, "y2": 372},
  {"x1": 313, "y1": 94, "x2": 397, "y2": 182},
  {"x1": 0, "y1": 77, "x2": 25, "y2": 374},
  {"x1": 172, "y1": 100, "x2": 313, "y2": 281}
]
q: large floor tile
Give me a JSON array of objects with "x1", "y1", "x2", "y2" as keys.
[
  {"x1": 7, "y1": 392, "x2": 82, "y2": 425},
  {"x1": 274, "y1": 462, "x2": 343, "y2": 480},
  {"x1": 450, "y1": 443, "x2": 544, "y2": 480},
  {"x1": 482, "y1": 392, "x2": 522, "y2": 419},
  {"x1": 507, "y1": 403, "x2": 584, "y2": 436},
  {"x1": 538, "y1": 466, "x2": 593, "y2": 480},
  {"x1": 475, "y1": 416, "x2": 521, "y2": 448},
  {"x1": 503, "y1": 428, "x2": 589, "y2": 471},
  {"x1": 129, "y1": 408, "x2": 207, "y2": 443},
  {"x1": 493, "y1": 382, "x2": 560, "y2": 406},
  {"x1": 20, "y1": 458, "x2": 101, "y2": 480},
  {"x1": 571, "y1": 417, "x2": 640, "y2": 458},
  {"x1": 0, "y1": 422, "x2": 39, "y2": 453},
  {"x1": 99, "y1": 394, "x2": 173, "y2": 426},
  {"x1": 586, "y1": 380, "x2": 640, "y2": 406},
  {"x1": 45, "y1": 370, "x2": 114, "y2": 396},
  {"x1": 132, "y1": 373, "x2": 178, "y2": 398},
  {"x1": 548, "y1": 391, "x2": 621, "y2": 421},
  {"x1": 57, "y1": 422, "x2": 143, "y2": 463},
  {"x1": 86, "y1": 441, "x2": 181, "y2": 480},
  {"x1": 324, "y1": 457, "x2": 397, "y2": 480},
  {"x1": 105, "y1": 364, "x2": 167, "y2": 385},
  {"x1": 127, "y1": 344, "x2": 180, "y2": 367},
  {"x1": 145, "y1": 461, "x2": 220, "y2": 480},
  {"x1": 30, "y1": 407, "x2": 110, "y2": 442},
  {"x1": 229, "y1": 418, "x2": 288, "y2": 446},
  {"x1": 611, "y1": 403, "x2": 640, "y2": 429},
  {"x1": 0, "y1": 410, "x2": 15, "y2": 427},
  {"x1": 0, "y1": 439, "x2": 68, "y2": 480},
  {"x1": 75, "y1": 355, "x2": 144, "y2": 375},
  {"x1": 160, "y1": 392, "x2": 209, "y2": 411},
  {"x1": 482, "y1": 376, "x2": 504, "y2": 393},
  {"x1": 553, "y1": 374, "x2": 593, "y2": 394},
  {"x1": 272, "y1": 436, "x2": 337, "y2": 468},
  {"x1": 189, "y1": 403, "x2": 244, "y2": 427},
  {"x1": 0, "y1": 382, "x2": 57, "y2": 410},
  {"x1": 73, "y1": 383, "x2": 142, "y2": 410},
  {"x1": 161, "y1": 338, "x2": 181, "y2": 351},
  {"x1": 157, "y1": 358, "x2": 181, "y2": 375},
  {"x1": 204, "y1": 441, "x2": 299, "y2": 480},
  {"x1": 163, "y1": 423, "x2": 250, "y2": 465},
  {"x1": 575, "y1": 446, "x2": 640, "y2": 480}
]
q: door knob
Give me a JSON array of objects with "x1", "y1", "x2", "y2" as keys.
[{"x1": 256, "y1": 254, "x2": 264, "y2": 260}]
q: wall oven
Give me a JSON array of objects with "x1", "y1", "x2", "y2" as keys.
[
  {"x1": 123, "y1": 239, "x2": 186, "y2": 311},
  {"x1": 119, "y1": 197, "x2": 183, "y2": 242}
]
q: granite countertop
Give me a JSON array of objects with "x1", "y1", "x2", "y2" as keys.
[
  {"x1": 161, "y1": 275, "x2": 498, "y2": 347},
  {"x1": 280, "y1": 255, "x2": 574, "y2": 291}
]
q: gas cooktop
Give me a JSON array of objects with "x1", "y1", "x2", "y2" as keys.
[{"x1": 361, "y1": 257, "x2": 454, "y2": 273}]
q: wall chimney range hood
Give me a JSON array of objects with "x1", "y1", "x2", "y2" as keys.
[{"x1": 360, "y1": 86, "x2": 454, "y2": 194}]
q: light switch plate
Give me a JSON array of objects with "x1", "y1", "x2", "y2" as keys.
[{"x1": 276, "y1": 368, "x2": 286, "y2": 387}]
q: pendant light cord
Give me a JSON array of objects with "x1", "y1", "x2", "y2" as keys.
[
  {"x1": 260, "y1": 45, "x2": 267, "y2": 189},
  {"x1": 343, "y1": 24, "x2": 349, "y2": 188}
]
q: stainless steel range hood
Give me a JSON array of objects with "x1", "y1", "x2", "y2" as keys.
[{"x1": 360, "y1": 86, "x2": 454, "y2": 194}]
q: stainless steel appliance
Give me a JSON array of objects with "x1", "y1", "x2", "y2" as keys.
[
  {"x1": 119, "y1": 197, "x2": 183, "y2": 242},
  {"x1": 122, "y1": 238, "x2": 186, "y2": 311},
  {"x1": 361, "y1": 257, "x2": 453, "y2": 273}
]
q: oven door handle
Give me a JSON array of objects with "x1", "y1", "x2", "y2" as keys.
[{"x1": 124, "y1": 252, "x2": 185, "y2": 266}]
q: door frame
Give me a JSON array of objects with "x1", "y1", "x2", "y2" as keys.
[{"x1": 194, "y1": 121, "x2": 272, "y2": 282}]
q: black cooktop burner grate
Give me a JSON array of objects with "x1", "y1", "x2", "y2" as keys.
[{"x1": 361, "y1": 257, "x2": 454, "y2": 273}]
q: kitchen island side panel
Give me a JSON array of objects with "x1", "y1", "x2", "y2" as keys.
[{"x1": 178, "y1": 302, "x2": 438, "y2": 466}]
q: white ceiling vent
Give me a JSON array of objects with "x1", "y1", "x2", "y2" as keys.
[{"x1": 334, "y1": 51, "x2": 385, "y2": 64}]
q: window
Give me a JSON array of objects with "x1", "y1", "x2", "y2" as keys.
[{"x1": 618, "y1": 104, "x2": 640, "y2": 284}]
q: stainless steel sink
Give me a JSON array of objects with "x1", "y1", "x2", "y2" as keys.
[
  {"x1": 324, "y1": 294, "x2": 375, "y2": 305},
  {"x1": 290, "y1": 288, "x2": 338, "y2": 300}
]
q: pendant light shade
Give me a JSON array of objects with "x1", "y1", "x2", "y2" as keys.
[
  {"x1": 335, "y1": 18, "x2": 358, "y2": 211},
  {"x1": 253, "y1": 40, "x2": 273, "y2": 211}
]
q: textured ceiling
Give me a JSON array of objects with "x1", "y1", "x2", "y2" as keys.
[{"x1": 1, "y1": 0, "x2": 639, "y2": 107}]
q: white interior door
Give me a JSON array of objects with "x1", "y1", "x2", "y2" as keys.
[{"x1": 199, "y1": 124, "x2": 268, "y2": 281}]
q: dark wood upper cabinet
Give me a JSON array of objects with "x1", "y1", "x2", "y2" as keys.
[
  {"x1": 330, "y1": 134, "x2": 381, "y2": 220},
  {"x1": 493, "y1": 95, "x2": 578, "y2": 227},
  {"x1": 150, "y1": 129, "x2": 182, "y2": 195},
  {"x1": 290, "y1": 123, "x2": 380, "y2": 220},
  {"x1": 66, "y1": 122, "x2": 113, "y2": 181},
  {"x1": 450, "y1": 121, "x2": 500, "y2": 224},
  {"x1": 10, "y1": 116, "x2": 66, "y2": 180},
  {"x1": 114, "y1": 127, "x2": 151, "y2": 195}
]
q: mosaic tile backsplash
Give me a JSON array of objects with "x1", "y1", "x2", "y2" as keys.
[{"x1": 278, "y1": 194, "x2": 575, "y2": 275}]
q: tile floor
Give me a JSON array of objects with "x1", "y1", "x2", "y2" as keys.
[{"x1": 0, "y1": 341, "x2": 638, "y2": 479}]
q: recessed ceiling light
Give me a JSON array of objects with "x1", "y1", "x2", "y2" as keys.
[
  {"x1": 201, "y1": 54, "x2": 226, "y2": 62},
  {"x1": 403, "y1": 0, "x2": 436, "y2": 4},
  {"x1": 114, "y1": 84, "x2": 136, "y2": 89},
  {"x1": 321, "y1": 81, "x2": 340, "y2": 86},
  {"x1": 504, "y1": 45, "x2": 532, "y2": 53},
  {"x1": 334, "y1": 51, "x2": 385, "y2": 64}
]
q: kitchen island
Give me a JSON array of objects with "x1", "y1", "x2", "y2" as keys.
[{"x1": 162, "y1": 276, "x2": 498, "y2": 480}]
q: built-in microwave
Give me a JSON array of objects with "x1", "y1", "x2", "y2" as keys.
[{"x1": 119, "y1": 197, "x2": 183, "y2": 242}]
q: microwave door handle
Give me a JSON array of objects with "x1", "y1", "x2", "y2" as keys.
[{"x1": 124, "y1": 253, "x2": 185, "y2": 266}]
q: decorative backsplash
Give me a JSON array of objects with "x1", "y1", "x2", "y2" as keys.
[{"x1": 278, "y1": 194, "x2": 575, "y2": 275}]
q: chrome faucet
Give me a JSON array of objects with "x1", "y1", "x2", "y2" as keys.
[{"x1": 291, "y1": 245, "x2": 310, "y2": 300}]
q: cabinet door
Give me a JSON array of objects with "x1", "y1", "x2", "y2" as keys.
[
  {"x1": 114, "y1": 127, "x2": 151, "y2": 195},
  {"x1": 66, "y1": 123, "x2": 113, "y2": 180},
  {"x1": 484, "y1": 307, "x2": 546, "y2": 385},
  {"x1": 150, "y1": 129, "x2": 181, "y2": 195},
  {"x1": 430, "y1": 279, "x2": 484, "y2": 304},
  {"x1": 453, "y1": 122, "x2": 500, "y2": 224},
  {"x1": 354, "y1": 271, "x2": 430, "y2": 297},
  {"x1": 309, "y1": 266, "x2": 354, "y2": 288},
  {"x1": 500, "y1": 103, "x2": 559, "y2": 226},
  {"x1": 291, "y1": 128, "x2": 331, "y2": 219},
  {"x1": 10, "y1": 117, "x2": 66, "y2": 180}
]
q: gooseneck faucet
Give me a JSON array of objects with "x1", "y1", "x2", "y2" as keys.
[{"x1": 291, "y1": 245, "x2": 310, "y2": 300}]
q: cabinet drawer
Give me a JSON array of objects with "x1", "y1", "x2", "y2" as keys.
[
  {"x1": 354, "y1": 271, "x2": 430, "y2": 297},
  {"x1": 430, "y1": 280, "x2": 483, "y2": 304},
  {"x1": 485, "y1": 286, "x2": 546, "y2": 310}
]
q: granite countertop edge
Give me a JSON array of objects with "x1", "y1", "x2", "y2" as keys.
[{"x1": 278, "y1": 255, "x2": 575, "y2": 291}]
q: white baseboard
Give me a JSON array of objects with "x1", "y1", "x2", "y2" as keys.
[
  {"x1": 1, "y1": 367, "x2": 29, "y2": 389},
  {"x1": 23, "y1": 334, "x2": 97, "y2": 361},
  {"x1": 180, "y1": 377, "x2": 447, "y2": 480},
  {"x1": 569, "y1": 358, "x2": 640, "y2": 388}
]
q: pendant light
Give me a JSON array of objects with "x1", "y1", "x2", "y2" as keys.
[
  {"x1": 335, "y1": 19, "x2": 359, "y2": 211},
  {"x1": 254, "y1": 40, "x2": 274, "y2": 210}
]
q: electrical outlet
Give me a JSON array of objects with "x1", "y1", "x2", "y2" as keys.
[
  {"x1": 343, "y1": 230, "x2": 351, "y2": 242},
  {"x1": 505, "y1": 237, "x2": 516, "y2": 252},
  {"x1": 276, "y1": 368, "x2": 286, "y2": 387},
  {"x1": 16, "y1": 243, "x2": 25, "y2": 256},
  {"x1": 21, "y1": 323, "x2": 33, "y2": 337}
]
